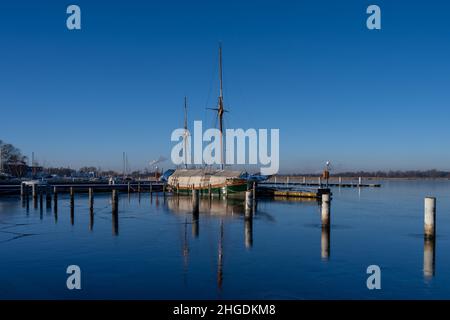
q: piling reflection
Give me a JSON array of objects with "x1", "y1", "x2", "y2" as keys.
[
  {"x1": 321, "y1": 225, "x2": 330, "y2": 261},
  {"x1": 89, "y1": 207, "x2": 94, "y2": 231},
  {"x1": 165, "y1": 195, "x2": 257, "y2": 290},
  {"x1": 244, "y1": 216, "x2": 253, "y2": 249},
  {"x1": 217, "y1": 220, "x2": 224, "y2": 290},
  {"x1": 182, "y1": 218, "x2": 189, "y2": 270},
  {"x1": 167, "y1": 196, "x2": 247, "y2": 217},
  {"x1": 192, "y1": 210, "x2": 199, "y2": 238},
  {"x1": 423, "y1": 238, "x2": 435, "y2": 280},
  {"x1": 70, "y1": 200, "x2": 74, "y2": 226}
]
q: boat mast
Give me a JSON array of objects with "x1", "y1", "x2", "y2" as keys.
[
  {"x1": 183, "y1": 96, "x2": 188, "y2": 169},
  {"x1": 218, "y1": 43, "x2": 224, "y2": 170}
]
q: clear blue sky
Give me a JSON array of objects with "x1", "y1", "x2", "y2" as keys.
[{"x1": 1, "y1": 0, "x2": 449, "y2": 173}]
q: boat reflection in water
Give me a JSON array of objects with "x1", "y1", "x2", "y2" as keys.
[{"x1": 166, "y1": 195, "x2": 256, "y2": 290}]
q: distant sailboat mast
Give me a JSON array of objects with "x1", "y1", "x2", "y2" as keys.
[
  {"x1": 183, "y1": 96, "x2": 188, "y2": 169},
  {"x1": 218, "y1": 44, "x2": 225, "y2": 170}
]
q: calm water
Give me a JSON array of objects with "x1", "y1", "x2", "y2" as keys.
[{"x1": 1, "y1": 180, "x2": 450, "y2": 299}]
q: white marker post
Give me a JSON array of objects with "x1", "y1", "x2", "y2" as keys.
[
  {"x1": 424, "y1": 197, "x2": 436, "y2": 239},
  {"x1": 321, "y1": 193, "x2": 331, "y2": 226}
]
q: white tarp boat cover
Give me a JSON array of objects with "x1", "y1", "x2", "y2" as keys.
[{"x1": 167, "y1": 169, "x2": 245, "y2": 188}]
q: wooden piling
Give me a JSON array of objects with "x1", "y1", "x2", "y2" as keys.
[
  {"x1": 112, "y1": 189, "x2": 118, "y2": 213},
  {"x1": 53, "y1": 186, "x2": 58, "y2": 205},
  {"x1": 424, "y1": 197, "x2": 436, "y2": 239},
  {"x1": 192, "y1": 188, "x2": 199, "y2": 213},
  {"x1": 32, "y1": 184, "x2": 37, "y2": 199},
  {"x1": 112, "y1": 190, "x2": 119, "y2": 236},
  {"x1": 46, "y1": 187, "x2": 51, "y2": 208}
]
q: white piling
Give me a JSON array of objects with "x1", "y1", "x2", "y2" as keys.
[
  {"x1": 321, "y1": 193, "x2": 331, "y2": 226},
  {"x1": 358, "y1": 177, "x2": 362, "y2": 186},
  {"x1": 245, "y1": 190, "x2": 253, "y2": 215},
  {"x1": 424, "y1": 197, "x2": 436, "y2": 239}
]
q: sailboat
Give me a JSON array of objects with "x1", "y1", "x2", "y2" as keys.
[{"x1": 165, "y1": 44, "x2": 248, "y2": 197}]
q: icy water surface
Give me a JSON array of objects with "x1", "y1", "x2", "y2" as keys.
[{"x1": 0, "y1": 180, "x2": 449, "y2": 299}]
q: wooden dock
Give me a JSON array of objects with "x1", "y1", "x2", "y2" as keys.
[
  {"x1": 0, "y1": 182, "x2": 165, "y2": 196},
  {"x1": 261, "y1": 182, "x2": 381, "y2": 188},
  {"x1": 257, "y1": 186, "x2": 330, "y2": 199}
]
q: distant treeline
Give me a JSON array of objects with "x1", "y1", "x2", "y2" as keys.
[{"x1": 289, "y1": 170, "x2": 450, "y2": 178}]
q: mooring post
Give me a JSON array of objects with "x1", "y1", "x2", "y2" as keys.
[
  {"x1": 208, "y1": 184, "x2": 212, "y2": 198},
  {"x1": 32, "y1": 184, "x2": 37, "y2": 199},
  {"x1": 318, "y1": 177, "x2": 322, "y2": 187},
  {"x1": 339, "y1": 176, "x2": 342, "y2": 186},
  {"x1": 358, "y1": 176, "x2": 362, "y2": 187},
  {"x1": 53, "y1": 186, "x2": 58, "y2": 212},
  {"x1": 46, "y1": 186, "x2": 51, "y2": 208},
  {"x1": 424, "y1": 197, "x2": 436, "y2": 239},
  {"x1": 245, "y1": 190, "x2": 253, "y2": 216},
  {"x1": 321, "y1": 193, "x2": 331, "y2": 226},
  {"x1": 112, "y1": 189, "x2": 118, "y2": 212},
  {"x1": 192, "y1": 188, "x2": 199, "y2": 213},
  {"x1": 112, "y1": 189, "x2": 119, "y2": 235},
  {"x1": 252, "y1": 182, "x2": 256, "y2": 200},
  {"x1": 286, "y1": 176, "x2": 289, "y2": 185},
  {"x1": 149, "y1": 181, "x2": 153, "y2": 194},
  {"x1": 53, "y1": 186, "x2": 58, "y2": 202},
  {"x1": 89, "y1": 187, "x2": 94, "y2": 210},
  {"x1": 138, "y1": 181, "x2": 141, "y2": 193},
  {"x1": 70, "y1": 187, "x2": 74, "y2": 202},
  {"x1": 20, "y1": 183, "x2": 24, "y2": 197},
  {"x1": 303, "y1": 176, "x2": 306, "y2": 184}
]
